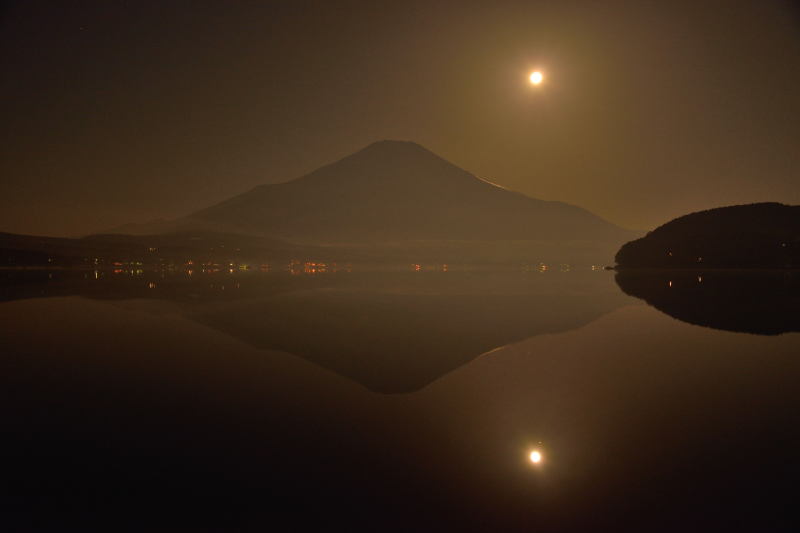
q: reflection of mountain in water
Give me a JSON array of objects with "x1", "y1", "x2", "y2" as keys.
[
  {"x1": 0, "y1": 270, "x2": 630, "y2": 393},
  {"x1": 615, "y1": 270, "x2": 800, "y2": 335},
  {"x1": 189, "y1": 278, "x2": 630, "y2": 393}
]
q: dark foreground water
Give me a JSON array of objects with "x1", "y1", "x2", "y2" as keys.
[{"x1": 2, "y1": 268, "x2": 799, "y2": 532}]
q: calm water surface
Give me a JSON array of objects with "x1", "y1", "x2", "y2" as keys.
[{"x1": 2, "y1": 269, "x2": 799, "y2": 531}]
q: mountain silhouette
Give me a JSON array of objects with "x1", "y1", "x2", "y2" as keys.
[
  {"x1": 616, "y1": 203, "x2": 800, "y2": 268},
  {"x1": 0, "y1": 230, "x2": 314, "y2": 268},
  {"x1": 124, "y1": 141, "x2": 633, "y2": 245}
]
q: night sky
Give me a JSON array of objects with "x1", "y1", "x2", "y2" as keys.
[{"x1": 2, "y1": 0, "x2": 799, "y2": 237}]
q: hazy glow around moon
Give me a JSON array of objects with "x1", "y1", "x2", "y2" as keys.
[
  {"x1": 529, "y1": 71, "x2": 543, "y2": 85},
  {"x1": 529, "y1": 450, "x2": 542, "y2": 463}
]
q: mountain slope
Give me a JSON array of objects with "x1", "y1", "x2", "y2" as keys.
[{"x1": 174, "y1": 140, "x2": 632, "y2": 244}]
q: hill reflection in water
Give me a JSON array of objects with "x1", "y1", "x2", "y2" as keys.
[
  {"x1": 1, "y1": 268, "x2": 630, "y2": 393},
  {"x1": 615, "y1": 270, "x2": 800, "y2": 335}
]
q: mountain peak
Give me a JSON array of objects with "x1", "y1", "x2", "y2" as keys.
[
  {"x1": 293, "y1": 139, "x2": 466, "y2": 188},
  {"x1": 359, "y1": 139, "x2": 428, "y2": 153},
  {"x1": 347, "y1": 139, "x2": 444, "y2": 166}
]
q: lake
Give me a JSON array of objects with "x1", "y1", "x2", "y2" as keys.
[{"x1": 2, "y1": 268, "x2": 798, "y2": 531}]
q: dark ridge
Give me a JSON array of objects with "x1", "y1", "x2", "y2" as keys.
[
  {"x1": 615, "y1": 203, "x2": 800, "y2": 268},
  {"x1": 0, "y1": 230, "x2": 310, "y2": 268}
]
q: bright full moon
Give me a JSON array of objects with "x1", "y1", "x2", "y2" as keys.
[
  {"x1": 529, "y1": 450, "x2": 542, "y2": 463},
  {"x1": 529, "y1": 71, "x2": 543, "y2": 85}
]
